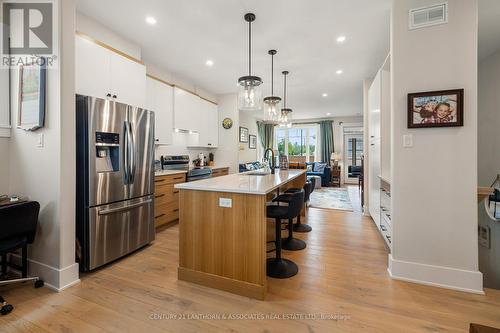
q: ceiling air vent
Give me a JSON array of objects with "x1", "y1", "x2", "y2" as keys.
[{"x1": 409, "y1": 2, "x2": 448, "y2": 30}]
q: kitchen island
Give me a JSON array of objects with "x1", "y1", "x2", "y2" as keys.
[{"x1": 175, "y1": 169, "x2": 306, "y2": 300}]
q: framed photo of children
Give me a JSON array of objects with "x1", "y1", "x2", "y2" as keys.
[{"x1": 407, "y1": 89, "x2": 464, "y2": 128}]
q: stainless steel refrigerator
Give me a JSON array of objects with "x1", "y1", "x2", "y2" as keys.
[{"x1": 76, "y1": 95, "x2": 155, "y2": 271}]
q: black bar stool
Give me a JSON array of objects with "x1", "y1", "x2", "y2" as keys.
[
  {"x1": 272, "y1": 189, "x2": 306, "y2": 251},
  {"x1": 266, "y1": 190, "x2": 304, "y2": 278},
  {"x1": 279, "y1": 181, "x2": 313, "y2": 233}
]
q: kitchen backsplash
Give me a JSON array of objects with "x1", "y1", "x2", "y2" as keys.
[{"x1": 154, "y1": 132, "x2": 213, "y2": 164}]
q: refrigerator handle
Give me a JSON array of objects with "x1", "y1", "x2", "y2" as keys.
[
  {"x1": 123, "y1": 121, "x2": 129, "y2": 184},
  {"x1": 98, "y1": 199, "x2": 153, "y2": 215},
  {"x1": 129, "y1": 121, "x2": 136, "y2": 184}
]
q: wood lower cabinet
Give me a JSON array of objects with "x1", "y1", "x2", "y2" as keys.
[
  {"x1": 210, "y1": 167, "x2": 229, "y2": 178},
  {"x1": 154, "y1": 173, "x2": 186, "y2": 229}
]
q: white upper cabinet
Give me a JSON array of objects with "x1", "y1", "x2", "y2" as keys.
[
  {"x1": 173, "y1": 87, "x2": 219, "y2": 148},
  {"x1": 75, "y1": 35, "x2": 146, "y2": 108},
  {"x1": 109, "y1": 52, "x2": 146, "y2": 108},
  {"x1": 146, "y1": 77, "x2": 173, "y2": 145},
  {"x1": 173, "y1": 87, "x2": 197, "y2": 131},
  {"x1": 75, "y1": 36, "x2": 110, "y2": 100}
]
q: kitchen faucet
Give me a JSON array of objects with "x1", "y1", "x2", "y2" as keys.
[{"x1": 264, "y1": 148, "x2": 275, "y2": 174}]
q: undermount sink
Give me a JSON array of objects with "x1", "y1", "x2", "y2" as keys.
[{"x1": 246, "y1": 171, "x2": 270, "y2": 176}]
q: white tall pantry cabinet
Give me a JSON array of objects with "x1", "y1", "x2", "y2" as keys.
[{"x1": 367, "y1": 55, "x2": 392, "y2": 250}]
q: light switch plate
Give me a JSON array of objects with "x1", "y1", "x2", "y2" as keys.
[
  {"x1": 219, "y1": 198, "x2": 232, "y2": 208},
  {"x1": 37, "y1": 133, "x2": 44, "y2": 148},
  {"x1": 403, "y1": 134, "x2": 413, "y2": 148}
]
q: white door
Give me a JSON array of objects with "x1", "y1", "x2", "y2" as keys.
[
  {"x1": 110, "y1": 52, "x2": 146, "y2": 108},
  {"x1": 75, "y1": 36, "x2": 111, "y2": 99}
]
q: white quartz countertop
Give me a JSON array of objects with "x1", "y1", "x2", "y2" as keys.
[
  {"x1": 174, "y1": 169, "x2": 306, "y2": 195},
  {"x1": 154, "y1": 170, "x2": 188, "y2": 177}
]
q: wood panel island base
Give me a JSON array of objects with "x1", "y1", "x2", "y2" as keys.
[{"x1": 175, "y1": 170, "x2": 306, "y2": 300}]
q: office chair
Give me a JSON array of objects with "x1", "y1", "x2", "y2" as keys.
[{"x1": 0, "y1": 201, "x2": 44, "y2": 315}]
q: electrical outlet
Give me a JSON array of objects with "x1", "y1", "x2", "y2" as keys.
[{"x1": 219, "y1": 198, "x2": 232, "y2": 208}]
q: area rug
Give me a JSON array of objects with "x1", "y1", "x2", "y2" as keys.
[{"x1": 309, "y1": 187, "x2": 354, "y2": 211}]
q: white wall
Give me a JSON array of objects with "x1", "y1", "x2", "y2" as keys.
[
  {"x1": 0, "y1": 138, "x2": 9, "y2": 193},
  {"x1": 389, "y1": 0, "x2": 482, "y2": 293},
  {"x1": 216, "y1": 94, "x2": 239, "y2": 173},
  {"x1": 238, "y1": 111, "x2": 259, "y2": 163},
  {"x1": 7, "y1": 0, "x2": 79, "y2": 290},
  {"x1": 478, "y1": 48, "x2": 500, "y2": 186}
]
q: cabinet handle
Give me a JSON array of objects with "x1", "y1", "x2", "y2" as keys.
[
  {"x1": 370, "y1": 143, "x2": 375, "y2": 146},
  {"x1": 173, "y1": 176, "x2": 184, "y2": 180},
  {"x1": 155, "y1": 194, "x2": 165, "y2": 198},
  {"x1": 155, "y1": 179, "x2": 166, "y2": 183},
  {"x1": 173, "y1": 190, "x2": 179, "y2": 194},
  {"x1": 173, "y1": 208, "x2": 179, "y2": 212},
  {"x1": 155, "y1": 139, "x2": 159, "y2": 142},
  {"x1": 208, "y1": 143, "x2": 212, "y2": 146},
  {"x1": 155, "y1": 213, "x2": 166, "y2": 219},
  {"x1": 370, "y1": 135, "x2": 375, "y2": 138}
]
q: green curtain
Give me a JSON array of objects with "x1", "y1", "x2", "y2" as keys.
[
  {"x1": 320, "y1": 120, "x2": 334, "y2": 163},
  {"x1": 257, "y1": 121, "x2": 275, "y2": 150}
]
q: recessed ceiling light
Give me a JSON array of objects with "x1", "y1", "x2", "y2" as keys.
[
  {"x1": 205, "y1": 59, "x2": 214, "y2": 67},
  {"x1": 336, "y1": 69, "x2": 343, "y2": 75},
  {"x1": 322, "y1": 93, "x2": 328, "y2": 97},
  {"x1": 145, "y1": 16, "x2": 157, "y2": 25},
  {"x1": 336, "y1": 35, "x2": 346, "y2": 43},
  {"x1": 326, "y1": 112, "x2": 331, "y2": 116}
]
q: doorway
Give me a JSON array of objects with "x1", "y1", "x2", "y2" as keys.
[{"x1": 344, "y1": 132, "x2": 364, "y2": 184}]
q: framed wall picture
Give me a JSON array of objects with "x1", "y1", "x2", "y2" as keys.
[
  {"x1": 239, "y1": 126, "x2": 249, "y2": 143},
  {"x1": 407, "y1": 89, "x2": 463, "y2": 128},
  {"x1": 18, "y1": 58, "x2": 47, "y2": 131},
  {"x1": 249, "y1": 135, "x2": 257, "y2": 149}
]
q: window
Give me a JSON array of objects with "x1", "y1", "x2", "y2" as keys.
[{"x1": 274, "y1": 125, "x2": 318, "y2": 162}]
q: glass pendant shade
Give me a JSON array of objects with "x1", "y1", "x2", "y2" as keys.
[
  {"x1": 263, "y1": 96, "x2": 281, "y2": 123},
  {"x1": 238, "y1": 75, "x2": 263, "y2": 111},
  {"x1": 279, "y1": 108, "x2": 293, "y2": 128}
]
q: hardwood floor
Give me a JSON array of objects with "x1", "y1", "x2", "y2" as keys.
[{"x1": 2, "y1": 208, "x2": 500, "y2": 332}]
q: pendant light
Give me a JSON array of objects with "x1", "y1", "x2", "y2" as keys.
[
  {"x1": 238, "y1": 13, "x2": 263, "y2": 111},
  {"x1": 279, "y1": 71, "x2": 293, "y2": 128},
  {"x1": 263, "y1": 50, "x2": 281, "y2": 124}
]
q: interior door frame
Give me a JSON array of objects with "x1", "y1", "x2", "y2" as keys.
[{"x1": 341, "y1": 124, "x2": 364, "y2": 185}]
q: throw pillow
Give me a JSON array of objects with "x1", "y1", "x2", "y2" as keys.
[
  {"x1": 306, "y1": 164, "x2": 313, "y2": 172},
  {"x1": 314, "y1": 162, "x2": 327, "y2": 173},
  {"x1": 246, "y1": 163, "x2": 255, "y2": 170}
]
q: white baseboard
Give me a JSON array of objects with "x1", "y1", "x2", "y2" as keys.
[
  {"x1": 388, "y1": 254, "x2": 484, "y2": 294},
  {"x1": 9, "y1": 254, "x2": 80, "y2": 292}
]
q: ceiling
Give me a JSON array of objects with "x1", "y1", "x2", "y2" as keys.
[
  {"x1": 76, "y1": 0, "x2": 391, "y2": 119},
  {"x1": 479, "y1": 0, "x2": 500, "y2": 61}
]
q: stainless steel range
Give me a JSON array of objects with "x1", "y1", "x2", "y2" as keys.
[{"x1": 160, "y1": 155, "x2": 212, "y2": 181}]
